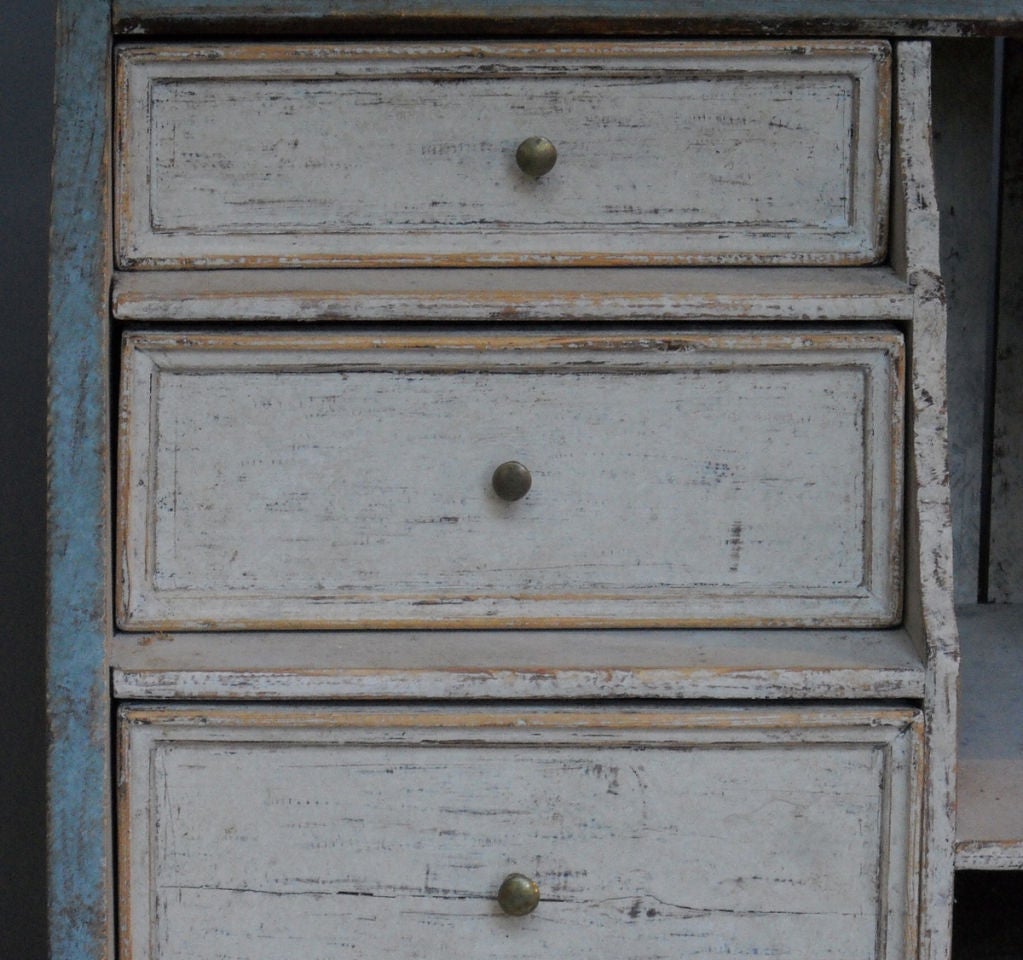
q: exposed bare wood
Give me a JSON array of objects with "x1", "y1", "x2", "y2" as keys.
[{"x1": 112, "y1": 267, "x2": 916, "y2": 323}]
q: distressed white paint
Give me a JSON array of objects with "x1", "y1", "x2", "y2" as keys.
[
  {"x1": 97, "y1": 36, "x2": 965, "y2": 960},
  {"x1": 118, "y1": 704, "x2": 923, "y2": 960},
  {"x1": 111, "y1": 266, "x2": 917, "y2": 323},
  {"x1": 109, "y1": 627, "x2": 927, "y2": 700},
  {"x1": 117, "y1": 329, "x2": 904, "y2": 629},
  {"x1": 890, "y1": 42, "x2": 960, "y2": 960},
  {"x1": 114, "y1": 41, "x2": 891, "y2": 268}
]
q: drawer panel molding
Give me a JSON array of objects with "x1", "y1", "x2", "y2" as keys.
[
  {"x1": 115, "y1": 41, "x2": 891, "y2": 267},
  {"x1": 117, "y1": 329, "x2": 904, "y2": 629},
  {"x1": 119, "y1": 704, "x2": 922, "y2": 960}
]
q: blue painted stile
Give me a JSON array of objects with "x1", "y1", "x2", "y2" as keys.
[{"x1": 48, "y1": 1, "x2": 112, "y2": 959}]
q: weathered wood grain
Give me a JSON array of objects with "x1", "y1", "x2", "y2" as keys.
[
  {"x1": 891, "y1": 42, "x2": 959, "y2": 960},
  {"x1": 111, "y1": 0, "x2": 1023, "y2": 38},
  {"x1": 48, "y1": 1, "x2": 114, "y2": 959},
  {"x1": 109, "y1": 627, "x2": 927, "y2": 700},
  {"x1": 111, "y1": 266, "x2": 917, "y2": 323},
  {"x1": 47, "y1": 24, "x2": 968, "y2": 960},
  {"x1": 115, "y1": 42, "x2": 890, "y2": 268},
  {"x1": 119, "y1": 704, "x2": 923, "y2": 960},
  {"x1": 117, "y1": 329, "x2": 904, "y2": 630}
]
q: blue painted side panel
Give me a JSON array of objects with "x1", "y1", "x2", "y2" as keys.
[
  {"x1": 113, "y1": 0, "x2": 1023, "y2": 33},
  {"x1": 48, "y1": 0, "x2": 111, "y2": 958}
]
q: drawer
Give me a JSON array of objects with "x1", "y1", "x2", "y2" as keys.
[
  {"x1": 115, "y1": 41, "x2": 890, "y2": 268},
  {"x1": 118, "y1": 704, "x2": 922, "y2": 960},
  {"x1": 117, "y1": 329, "x2": 904, "y2": 630}
]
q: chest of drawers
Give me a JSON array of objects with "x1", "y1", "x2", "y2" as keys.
[{"x1": 48, "y1": 11, "x2": 958, "y2": 960}]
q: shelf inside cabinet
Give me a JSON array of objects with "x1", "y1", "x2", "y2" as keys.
[{"x1": 956, "y1": 604, "x2": 1023, "y2": 869}]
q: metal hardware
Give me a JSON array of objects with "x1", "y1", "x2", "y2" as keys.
[
  {"x1": 515, "y1": 137, "x2": 558, "y2": 177},
  {"x1": 497, "y1": 873, "x2": 540, "y2": 916},
  {"x1": 491, "y1": 461, "x2": 532, "y2": 501}
]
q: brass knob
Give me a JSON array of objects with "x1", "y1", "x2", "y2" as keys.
[
  {"x1": 497, "y1": 873, "x2": 540, "y2": 916},
  {"x1": 515, "y1": 137, "x2": 558, "y2": 178},
  {"x1": 491, "y1": 461, "x2": 532, "y2": 501}
]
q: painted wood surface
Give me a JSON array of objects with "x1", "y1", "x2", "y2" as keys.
[
  {"x1": 111, "y1": 0, "x2": 1023, "y2": 37},
  {"x1": 931, "y1": 40, "x2": 1000, "y2": 605},
  {"x1": 118, "y1": 704, "x2": 923, "y2": 960},
  {"x1": 48, "y1": 1, "x2": 114, "y2": 959},
  {"x1": 956, "y1": 604, "x2": 1023, "y2": 868},
  {"x1": 987, "y1": 42, "x2": 1023, "y2": 602},
  {"x1": 890, "y1": 42, "x2": 959, "y2": 960},
  {"x1": 115, "y1": 42, "x2": 890, "y2": 268},
  {"x1": 110, "y1": 627, "x2": 927, "y2": 700},
  {"x1": 117, "y1": 329, "x2": 904, "y2": 630},
  {"x1": 46, "y1": 23, "x2": 970, "y2": 960},
  {"x1": 111, "y1": 266, "x2": 917, "y2": 323}
]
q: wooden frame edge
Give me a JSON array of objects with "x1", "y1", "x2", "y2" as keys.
[{"x1": 47, "y1": 1, "x2": 113, "y2": 958}]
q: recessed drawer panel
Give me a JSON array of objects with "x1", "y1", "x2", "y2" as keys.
[
  {"x1": 115, "y1": 42, "x2": 890, "y2": 268},
  {"x1": 117, "y1": 329, "x2": 903, "y2": 630},
  {"x1": 119, "y1": 704, "x2": 922, "y2": 960}
]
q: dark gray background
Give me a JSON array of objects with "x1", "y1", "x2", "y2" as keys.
[
  {"x1": 1, "y1": 0, "x2": 52, "y2": 957},
  {"x1": 1, "y1": 7, "x2": 1019, "y2": 959}
]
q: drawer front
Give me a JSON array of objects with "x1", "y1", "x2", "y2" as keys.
[
  {"x1": 115, "y1": 41, "x2": 890, "y2": 268},
  {"x1": 119, "y1": 705, "x2": 922, "y2": 960},
  {"x1": 117, "y1": 329, "x2": 903, "y2": 630}
]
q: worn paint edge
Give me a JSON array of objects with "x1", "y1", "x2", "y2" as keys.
[
  {"x1": 47, "y1": 2, "x2": 112, "y2": 960},
  {"x1": 109, "y1": 0, "x2": 1023, "y2": 38},
  {"x1": 894, "y1": 41, "x2": 959, "y2": 960},
  {"x1": 110, "y1": 666, "x2": 928, "y2": 701},
  {"x1": 954, "y1": 840, "x2": 1023, "y2": 869}
]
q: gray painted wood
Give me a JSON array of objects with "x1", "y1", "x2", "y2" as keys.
[
  {"x1": 889, "y1": 42, "x2": 960, "y2": 960},
  {"x1": 956, "y1": 604, "x2": 1023, "y2": 868},
  {"x1": 988, "y1": 41, "x2": 1023, "y2": 602},
  {"x1": 117, "y1": 329, "x2": 904, "y2": 630},
  {"x1": 118, "y1": 704, "x2": 923, "y2": 960},
  {"x1": 115, "y1": 42, "x2": 891, "y2": 268},
  {"x1": 111, "y1": 0, "x2": 1023, "y2": 37},
  {"x1": 931, "y1": 40, "x2": 1000, "y2": 605}
]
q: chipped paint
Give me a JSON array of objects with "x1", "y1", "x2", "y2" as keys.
[
  {"x1": 114, "y1": 42, "x2": 890, "y2": 268},
  {"x1": 48, "y1": 2, "x2": 113, "y2": 959},
  {"x1": 116, "y1": 704, "x2": 924, "y2": 960},
  {"x1": 116, "y1": 329, "x2": 904, "y2": 630}
]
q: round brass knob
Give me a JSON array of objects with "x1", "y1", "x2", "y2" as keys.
[
  {"x1": 491, "y1": 461, "x2": 532, "y2": 502},
  {"x1": 497, "y1": 873, "x2": 540, "y2": 916},
  {"x1": 515, "y1": 137, "x2": 558, "y2": 178}
]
